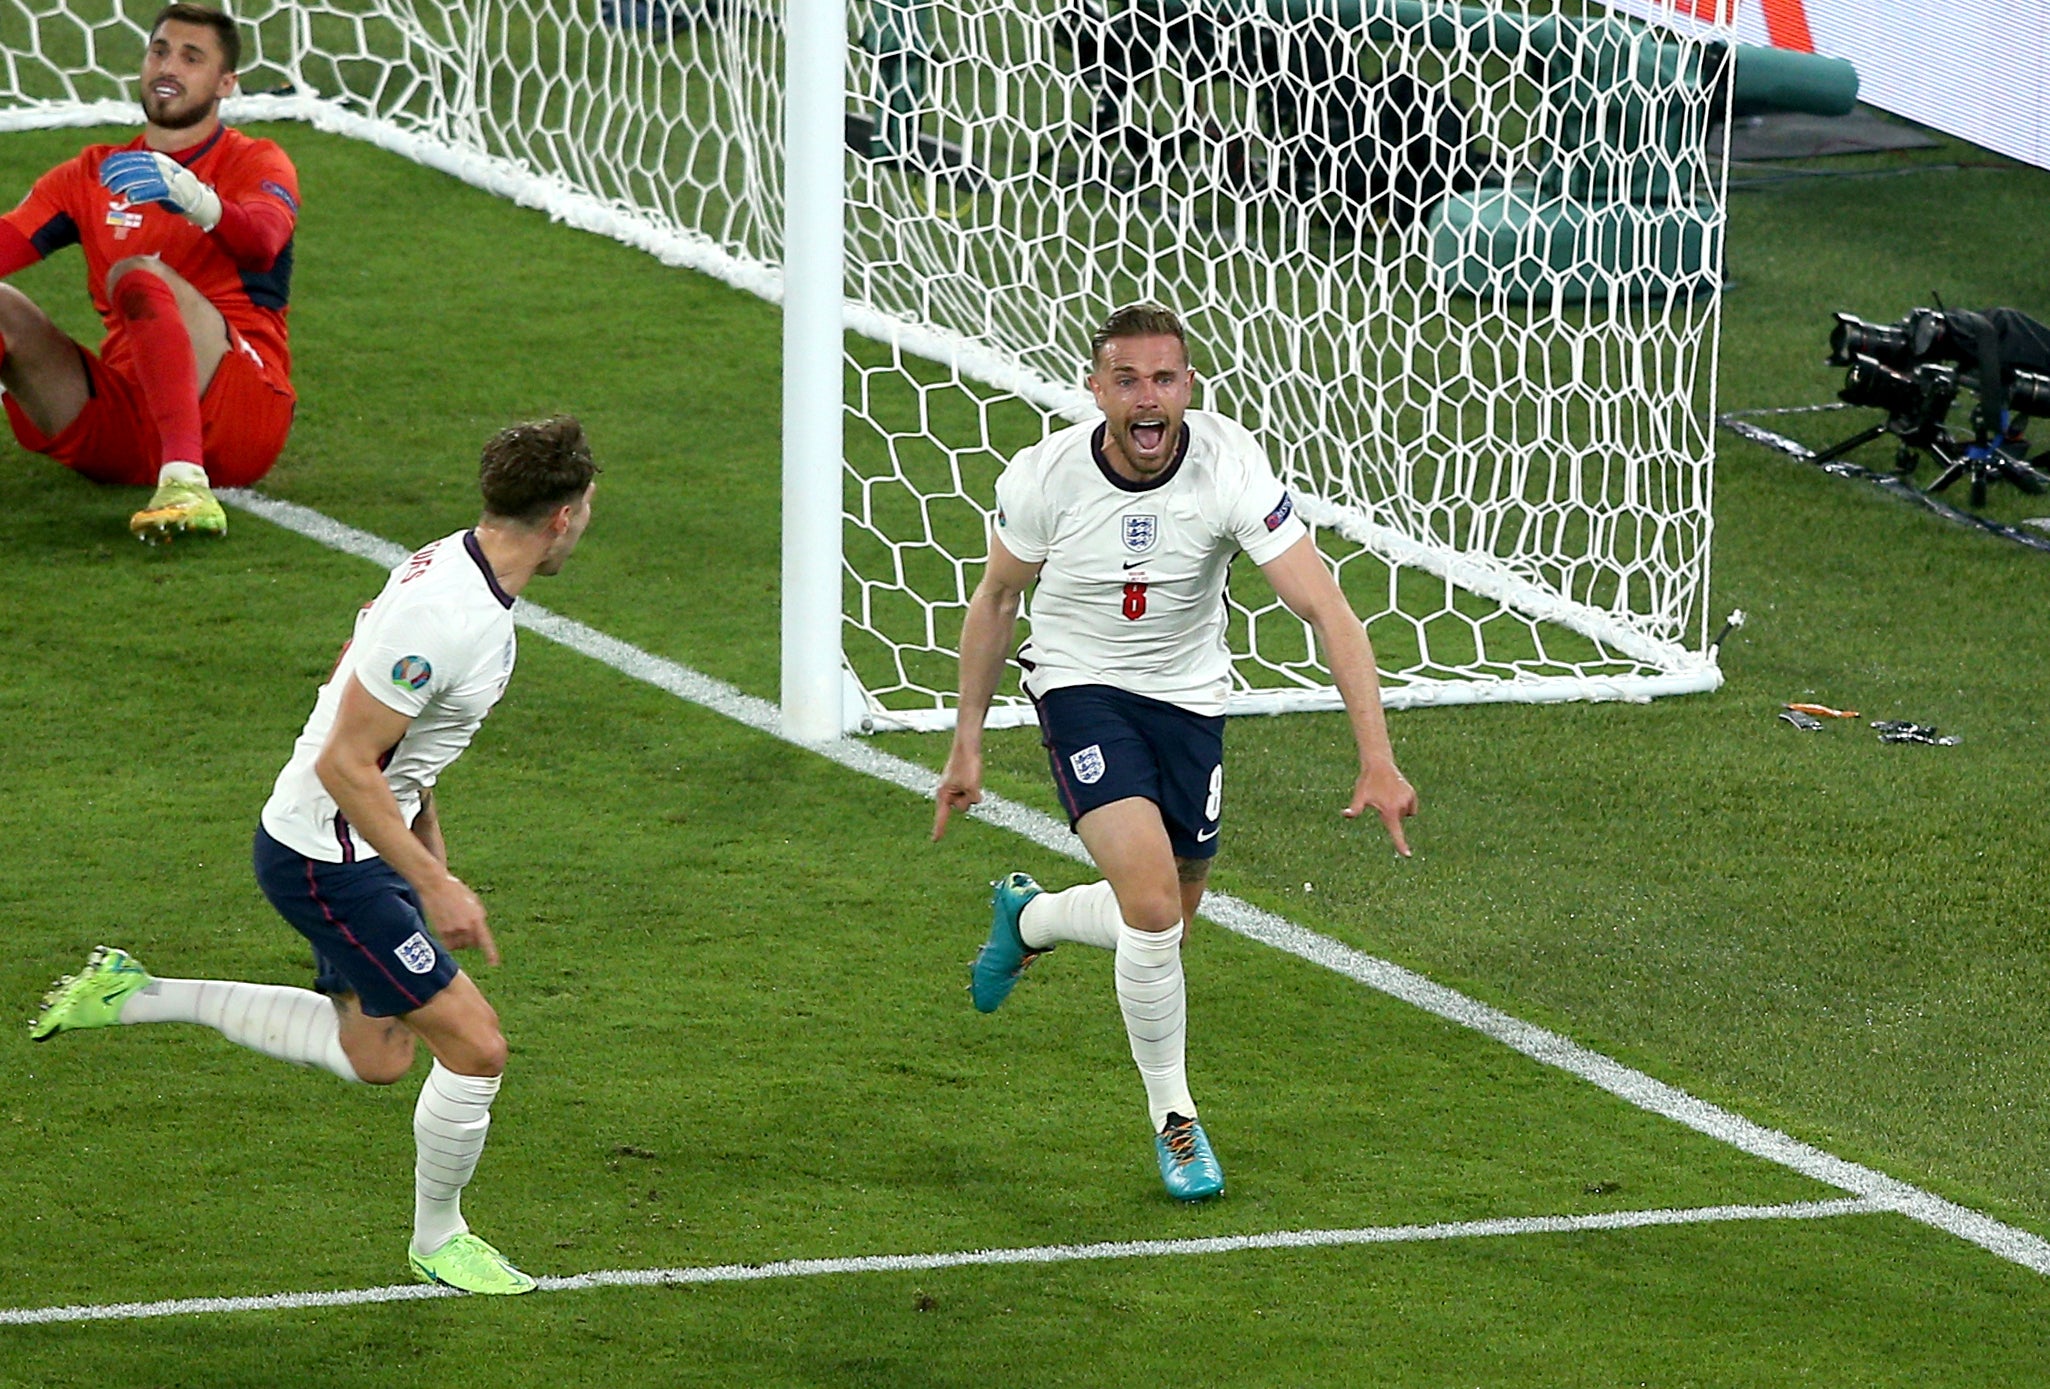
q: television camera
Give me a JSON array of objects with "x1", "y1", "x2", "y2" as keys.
[{"x1": 1821, "y1": 305, "x2": 2050, "y2": 507}]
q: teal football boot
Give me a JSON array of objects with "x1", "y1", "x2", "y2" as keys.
[
  {"x1": 1155, "y1": 1113, "x2": 1225, "y2": 1201},
  {"x1": 969, "y1": 871, "x2": 1047, "y2": 1013}
]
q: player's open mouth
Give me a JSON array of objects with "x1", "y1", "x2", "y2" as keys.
[
  {"x1": 1130, "y1": 421, "x2": 1167, "y2": 453},
  {"x1": 151, "y1": 82, "x2": 182, "y2": 99}
]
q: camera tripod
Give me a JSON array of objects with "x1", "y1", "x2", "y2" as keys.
[{"x1": 1812, "y1": 419, "x2": 2050, "y2": 508}]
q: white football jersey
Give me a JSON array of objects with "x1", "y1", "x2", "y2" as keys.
[
  {"x1": 261, "y1": 529, "x2": 519, "y2": 863},
  {"x1": 994, "y1": 408, "x2": 1307, "y2": 715}
]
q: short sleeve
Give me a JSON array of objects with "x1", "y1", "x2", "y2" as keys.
[
  {"x1": 1222, "y1": 425, "x2": 1308, "y2": 565},
  {"x1": 348, "y1": 604, "x2": 467, "y2": 719},
  {"x1": 991, "y1": 444, "x2": 1053, "y2": 563}
]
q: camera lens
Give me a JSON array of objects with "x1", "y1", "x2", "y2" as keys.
[
  {"x1": 2008, "y1": 369, "x2": 2050, "y2": 417},
  {"x1": 1839, "y1": 357, "x2": 1922, "y2": 415},
  {"x1": 1829, "y1": 314, "x2": 1912, "y2": 367}
]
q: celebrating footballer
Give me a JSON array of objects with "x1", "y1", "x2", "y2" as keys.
[
  {"x1": 933, "y1": 302, "x2": 1418, "y2": 1201},
  {"x1": 32, "y1": 418, "x2": 600, "y2": 1295}
]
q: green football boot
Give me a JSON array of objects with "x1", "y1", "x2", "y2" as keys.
[
  {"x1": 409, "y1": 1232, "x2": 537, "y2": 1295},
  {"x1": 970, "y1": 871, "x2": 1047, "y2": 1013},
  {"x1": 130, "y1": 474, "x2": 227, "y2": 543},
  {"x1": 28, "y1": 946, "x2": 152, "y2": 1041},
  {"x1": 1155, "y1": 1113, "x2": 1225, "y2": 1202}
]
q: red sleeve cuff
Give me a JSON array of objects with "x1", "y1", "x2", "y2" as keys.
[{"x1": 210, "y1": 195, "x2": 294, "y2": 270}]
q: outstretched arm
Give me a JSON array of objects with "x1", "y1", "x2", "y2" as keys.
[
  {"x1": 932, "y1": 532, "x2": 1042, "y2": 840},
  {"x1": 315, "y1": 675, "x2": 500, "y2": 964},
  {"x1": 1259, "y1": 534, "x2": 1417, "y2": 855}
]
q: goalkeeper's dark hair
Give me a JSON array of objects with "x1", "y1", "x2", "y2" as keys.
[
  {"x1": 1090, "y1": 302, "x2": 1189, "y2": 369},
  {"x1": 478, "y1": 415, "x2": 600, "y2": 523},
  {"x1": 150, "y1": 3, "x2": 242, "y2": 73}
]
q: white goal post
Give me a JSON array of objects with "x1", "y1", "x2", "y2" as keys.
[{"x1": 0, "y1": 0, "x2": 1734, "y2": 738}]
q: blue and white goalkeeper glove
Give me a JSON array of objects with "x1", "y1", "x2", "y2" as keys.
[{"x1": 98, "y1": 151, "x2": 222, "y2": 232}]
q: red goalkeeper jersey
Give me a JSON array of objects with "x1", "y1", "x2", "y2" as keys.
[{"x1": 0, "y1": 125, "x2": 298, "y2": 382}]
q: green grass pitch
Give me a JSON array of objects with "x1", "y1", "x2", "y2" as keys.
[{"x1": 1, "y1": 116, "x2": 2049, "y2": 1384}]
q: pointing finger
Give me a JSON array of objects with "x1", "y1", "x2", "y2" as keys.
[{"x1": 1379, "y1": 803, "x2": 1412, "y2": 857}]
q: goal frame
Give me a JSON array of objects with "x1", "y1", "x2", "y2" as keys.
[{"x1": 0, "y1": 1, "x2": 1732, "y2": 739}]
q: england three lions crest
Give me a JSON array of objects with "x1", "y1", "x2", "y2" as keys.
[
  {"x1": 394, "y1": 931, "x2": 439, "y2": 975},
  {"x1": 1121, "y1": 514, "x2": 1158, "y2": 554},
  {"x1": 1070, "y1": 744, "x2": 1106, "y2": 785}
]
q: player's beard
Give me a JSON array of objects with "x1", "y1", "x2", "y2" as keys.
[{"x1": 140, "y1": 82, "x2": 219, "y2": 131}]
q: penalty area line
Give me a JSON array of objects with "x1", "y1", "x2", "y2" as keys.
[
  {"x1": 0, "y1": 1198, "x2": 1879, "y2": 1326},
  {"x1": 220, "y1": 490, "x2": 2050, "y2": 1280}
]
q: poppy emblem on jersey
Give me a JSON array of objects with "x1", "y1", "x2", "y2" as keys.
[
  {"x1": 1122, "y1": 514, "x2": 1158, "y2": 553},
  {"x1": 1070, "y1": 743, "x2": 1106, "y2": 785},
  {"x1": 392, "y1": 655, "x2": 432, "y2": 690},
  {"x1": 104, "y1": 199, "x2": 145, "y2": 239},
  {"x1": 394, "y1": 931, "x2": 438, "y2": 975},
  {"x1": 1264, "y1": 491, "x2": 1295, "y2": 531}
]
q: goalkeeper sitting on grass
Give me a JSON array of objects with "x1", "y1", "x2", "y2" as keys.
[{"x1": 0, "y1": 3, "x2": 299, "y2": 543}]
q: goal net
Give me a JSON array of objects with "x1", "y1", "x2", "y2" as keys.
[{"x1": 0, "y1": 0, "x2": 1729, "y2": 732}]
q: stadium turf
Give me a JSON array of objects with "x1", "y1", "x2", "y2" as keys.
[{"x1": 2, "y1": 120, "x2": 2047, "y2": 1383}]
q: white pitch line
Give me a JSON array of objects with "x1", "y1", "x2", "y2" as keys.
[
  {"x1": 0, "y1": 1198, "x2": 1879, "y2": 1326},
  {"x1": 219, "y1": 490, "x2": 2050, "y2": 1280}
]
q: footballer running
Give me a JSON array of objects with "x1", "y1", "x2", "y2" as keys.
[
  {"x1": 30, "y1": 418, "x2": 599, "y2": 1295},
  {"x1": 933, "y1": 302, "x2": 1417, "y2": 1202}
]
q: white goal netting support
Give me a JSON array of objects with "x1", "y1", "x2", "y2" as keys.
[{"x1": 0, "y1": 1, "x2": 1741, "y2": 735}]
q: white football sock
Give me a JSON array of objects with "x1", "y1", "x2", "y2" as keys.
[
  {"x1": 412, "y1": 1060, "x2": 501, "y2": 1256},
  {"x1": 1114, "y1": 921, "x2": 1194, "y2": 1131},
  {"x1": 1019, "y1": 880, "x2": 1123, "y2": 951},
  {"x1": 118, "y1": 977, "x2": 360, "y2": 1082},
  {"x1": 157, "y1": 459, "x2": 207, "y2": 486}
]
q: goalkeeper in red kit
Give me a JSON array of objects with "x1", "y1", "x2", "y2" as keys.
[{"x1": 0, "y1": 2, "x2": 298, "y2": 542}]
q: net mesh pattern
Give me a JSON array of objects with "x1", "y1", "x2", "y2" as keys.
[{"x1": 0, "y1": 0, "x2": 1728, "y2": 728}]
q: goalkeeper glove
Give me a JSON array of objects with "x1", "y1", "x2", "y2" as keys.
[{"x1": 98, "y1": 151, "x2": 222, "y2": 232}]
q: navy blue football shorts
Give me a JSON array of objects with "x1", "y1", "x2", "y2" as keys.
[
  {"x1": 252, "y1": 824, "x2": 460, "y2": 1018},
  {"x1": 1033, "y1": 683, "x2": 1227, "y2": 860}
]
